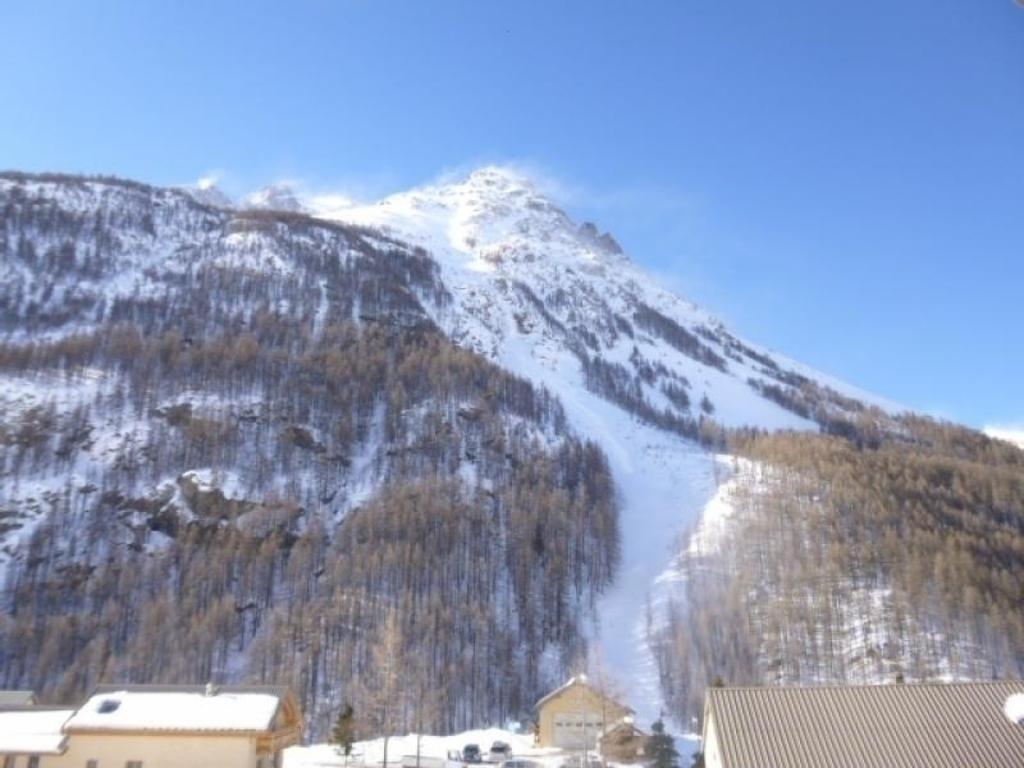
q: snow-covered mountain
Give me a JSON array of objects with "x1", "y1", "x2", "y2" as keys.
[
  {"x1": 179, "y1": 177, "x2": 234, "y2": 209},
  {"x1": 313, "y1": 167, "x2": 892, "y2": 432},
  {"x1": 244, "y1": 182, "x2": 306, "y2": 213},
  {"x1": 3, "y1": 167, "x2": 1018, "y2": 738},
  {"x1": 0, "y1": 168, "x2": 886, "y2": 718},
  {"x1": 302, "y1": 166, "x2": 905, "y2": 723}
]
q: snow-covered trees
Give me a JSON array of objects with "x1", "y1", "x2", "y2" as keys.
[
  {"x1": 366, "y1": 610, "x2": 402, "y2": 768},
  {"x1": 645, "y1": 719, "x2": 680, "y2": 768},
  {"x1": 0, "y1": 175, "x2": 623, "y2": 736},
  {"x1": 654, "y1": 420, "x2": 1024, "y2": 722},
  {"x1": 0, "y1": 320, "x2": 621, "y2": 736}
]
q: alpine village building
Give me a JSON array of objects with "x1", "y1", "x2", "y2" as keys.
[
  {"x1": 535, "y1": 675, "x2": 640, "y2": 757},
  {"x1": 0, "y1": 684, "x2": 302, "y2": 768}
]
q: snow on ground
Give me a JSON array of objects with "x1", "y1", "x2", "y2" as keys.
[
  {"x1": 179, "y1": 468, "x2": 250, "y2": 500},
  {"x1": 681, "y1": 456, "x2": 750, "y2": 558},
  {"x1": 286, "y1": 727, "x2": 703, "y2": 768},
  {"x1": 285, "y1": 728, "x2": 560, "y2": 768},
  {"x1": 0, "y1": 367, "x2": 107, "y2": 414}
]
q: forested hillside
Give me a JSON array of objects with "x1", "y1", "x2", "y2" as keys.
[
  {"x1": 653, "y1": 419, "x2": 1024, "y2": 722},
  {"x1": 0, "y1": 173, "x2": 620, "y2": 736},
  {"x1": 3, "y1": 170, "x2": 1021, "y2": 740}
]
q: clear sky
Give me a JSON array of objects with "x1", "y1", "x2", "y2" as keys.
[{"x1": 1, "y1": 0, "x2": 1021, "y2": 430}]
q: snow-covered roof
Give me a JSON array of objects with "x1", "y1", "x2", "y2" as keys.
[
  {"x1": 534, "y1": 675, "x2": 633, "y2": 714},
  {"x1": 534, "y1": 675, "x2": 586, "y2": 709},
  {"x1": 0, "y1": 708, "x2": 72, "y2": 754},
  {"x1": 601, "y1": 718, "x2": 644, "y2": 737},
  {"x1": 64, "y1": 685, "x2": 289, "y2": 734}
]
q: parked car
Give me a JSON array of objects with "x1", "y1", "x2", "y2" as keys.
[
  {"x1": 488, "y1": 742, "x2": 512, "y2": 762},
  {"x1": 500, "y1": 760, "x2": 542, "y2": 768},
  {"x1": 462, "y1": 744, "x2": 483, "y2": 763}
]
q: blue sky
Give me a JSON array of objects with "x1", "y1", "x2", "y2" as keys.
[{"x1": 2, "y1": 1, "x2": 1022, "y2": 430}]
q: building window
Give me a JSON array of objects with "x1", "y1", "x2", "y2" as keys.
[
  {"x1": 97, "y1": 700, "x2": 121, "y2": 714},
  {"x1": 87, "y1": 761, "x2": 100, "y2": 768},
  {"x1": 126, "y1": 762, "x2": 143, "y2": 768},
  {"x1": 3, "y1": 756, "x2": 15, "y2": 768},
  {"x1": 28, "y1": 758, "x2": 40, "y2": 768}
]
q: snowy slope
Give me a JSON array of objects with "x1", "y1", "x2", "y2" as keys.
[
  {"x1": 310, "y1": 167, "x2": 893, "y2": 428},
  {"x1": 0, "y1": 167, "x2": 901, "y2": 731},
  {"x1": 306, "y1": 167, "x2": 897, "y2": 726},
  {"x1": 2, "y1": 171, "x2": 623, "y2": 735},
  {"x1": 244, "y1": 182, "x2": 306, "y2": 212},
  {"x1": 985, "y1": 426, "x2": 1024, "y2": 450}
]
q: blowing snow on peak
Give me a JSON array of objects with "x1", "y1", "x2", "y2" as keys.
[
  {"x1": 305, "y1": 166, "x2": 893, "y2": 432},
  {"x1": 243, "y1": 182, "x2": 307, "y2": 213}
]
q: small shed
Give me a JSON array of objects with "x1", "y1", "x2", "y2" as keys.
[{"x1": 599, "y1": 719, "x2": 646, "y2": 762}]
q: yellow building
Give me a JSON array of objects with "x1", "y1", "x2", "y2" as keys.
[
  {"x1": 535, "y1": 675, "x2": 632, "y2": 749},
  {"x1": 0, "y1": 684, "x2": 302, "y2": 768}
]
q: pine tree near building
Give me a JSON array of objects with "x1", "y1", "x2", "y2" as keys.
[
  {"x1": 645, "y1": 718, "x2": 680, "y2": 768},
  {"x1": 332, "y1": 703, "x2": 356, "y2": 763}
]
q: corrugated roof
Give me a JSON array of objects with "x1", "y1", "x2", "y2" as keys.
[{"x1": 706, "y1": 681, "x2": 1024, "y2": 768}]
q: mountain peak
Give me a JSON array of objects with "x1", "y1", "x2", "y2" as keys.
[
  {"x1": 180, "y1": 177, "x2": 233, "y2": 209},
  {"x1": 243, "y1": 182, "x2": 306, "y2": 213},
  {"x1": 460, "y1": 165, "x2": 536, "y2": 192},
  {"x1": 309, "y1": 166, "x2": 627, "y2": 272}
]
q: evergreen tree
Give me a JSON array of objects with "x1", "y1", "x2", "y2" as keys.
[
  {"x1": 645, "y1": 718, "x2": 680, "y2": 768},
  {"x1": 332, "y1": 703, "x2": 356, "y2": 759}
]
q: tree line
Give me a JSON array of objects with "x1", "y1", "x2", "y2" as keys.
[{"x1": 653, "y1": 417, "x2": 1024, "y2": 722}]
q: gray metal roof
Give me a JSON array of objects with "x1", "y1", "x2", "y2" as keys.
[
  {"x1": 0, "y1": 691, "x2": 36, "y2": 707},
  {"x1": 705, "y1": 681, "x2": 1024, "y2": 768}
]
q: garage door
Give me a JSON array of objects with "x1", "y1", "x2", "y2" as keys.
[{"x1": 553, "y1": 712, "x2": 604, "y2": 749}]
